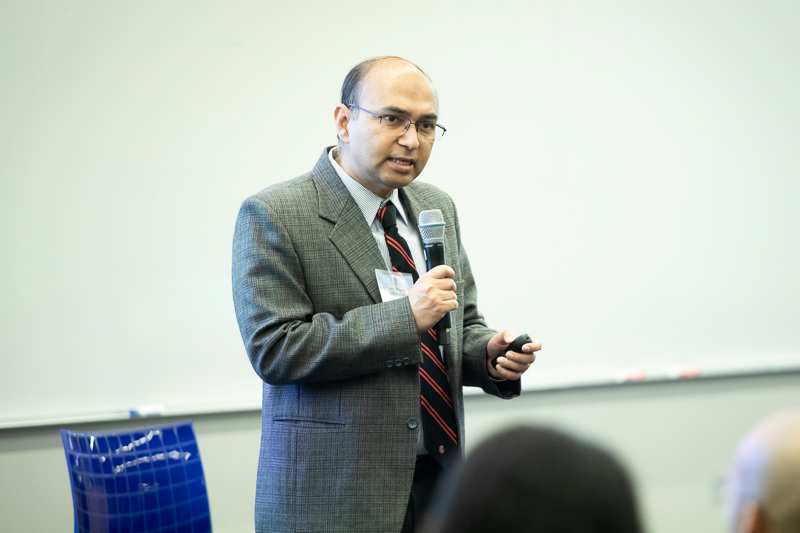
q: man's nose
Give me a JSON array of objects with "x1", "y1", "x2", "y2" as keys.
[{"x1": 397, "y1": 123, "x2": 421, "y2": 149}]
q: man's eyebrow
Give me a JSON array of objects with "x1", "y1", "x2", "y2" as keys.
[{"x1": 380, "y1": 106, "x2": 438, "y2": 121}]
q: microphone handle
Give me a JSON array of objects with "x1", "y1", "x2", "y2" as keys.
[{"x1": 424, "y1": 242, "x2": 451, "y2": 345}]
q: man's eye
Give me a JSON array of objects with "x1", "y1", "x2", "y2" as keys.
[
  {"x1": 382, "y1": 114, "x2": 400, "y2": 124},
  {"x1": 419, "y1": 122, "x2": 436, "y2": 133}
]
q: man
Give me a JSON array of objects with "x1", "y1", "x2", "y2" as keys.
[
  {"x1": 232, "y1": 56, "x2": 541, "y2": 532},
  {"x1": 726, "y1": 410, "x2": 800, "y2": 533}
]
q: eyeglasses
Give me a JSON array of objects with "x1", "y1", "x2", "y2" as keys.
[{"x1": 347, "y1": 104, "x2": 446, "y2": 142}]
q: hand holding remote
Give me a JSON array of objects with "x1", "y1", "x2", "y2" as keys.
[{"x1": 491, "y1": 333, "x2": 532, "y2": 370}]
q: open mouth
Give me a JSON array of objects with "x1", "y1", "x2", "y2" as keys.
[{"x1": 388, "y1": 157, "x2": 414, "y2": 170}]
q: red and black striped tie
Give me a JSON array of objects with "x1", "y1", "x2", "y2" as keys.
[{"x1": 378, "y1": 201, "x2": 458, "y2": 467}]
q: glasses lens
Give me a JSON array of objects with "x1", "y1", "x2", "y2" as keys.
[
  {"x1": 379, "y1": 115, "x2": 409, "y2": 130},
  {"x1": 379, "y1": 115, "x2": 445, "y2": 142},
  {"x1": 415, "y1": 122, "x2": 445, "y2": 143}
]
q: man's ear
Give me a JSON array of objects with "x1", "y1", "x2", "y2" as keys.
[{"x1": 334, "y1": 104, "x2": 350, "y2": 144}]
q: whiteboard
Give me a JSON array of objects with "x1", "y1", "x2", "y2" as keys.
[{"x1": 2, "y1": 0, "x2": 799, "y2": 428}]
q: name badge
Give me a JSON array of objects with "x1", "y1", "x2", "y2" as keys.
[{"x1": 375, "y1": 269, "x2": 414, "y2": 302}]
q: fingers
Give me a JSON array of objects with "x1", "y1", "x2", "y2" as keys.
[
  {"x1": 520, "y1": 339, "x2": 543, "y2": 353},
  {"x1": 427, "y1": 265, "x2": 455, "y2": 280},
  {"x1": 495, "y1": 352, "x2": 536, "y2": 373},
  {"x1": 419, "y1": 267, "x2": 457, "y2": 301},
  {"x1": 503, "y1": 340, "x2": 542, "y2": 362},
  {"x1": 492, "y1": 363, "x2": 529, "y2": 380},
  {"x1": 493, "y1": 335, "x2": 542, "y2": 379},
  {"x1": 502, "y1": 329, "x2": 519, "y2": 344},
  {"x1": 408, "y1": 267, "x2": 458, "y2": 332}
]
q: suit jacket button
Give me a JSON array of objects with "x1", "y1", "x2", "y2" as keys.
[
  {"x1": 395, "y1": 359, "x2": 402, "y2": 367},
  {"x1": 386, "y1": 360, "x2": 394, "y2": 368},
  {"x1": 402, "y1": 357, "x2": 411, "y2": 366},
  {"x1": 407, "y1": 418, "x2": 418, "y2": 429}
]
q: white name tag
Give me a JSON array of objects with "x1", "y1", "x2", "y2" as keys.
[{"x1": 375, "y1": 269, "x2": 414, "y2": 302}]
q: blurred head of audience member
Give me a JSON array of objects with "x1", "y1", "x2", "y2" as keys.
[
  {"x1": 726, "y1": 410, "x2": 800, "y2": 533},
  {"x1": 419, "y1": 425, "x2": 643, "y2": 533}
]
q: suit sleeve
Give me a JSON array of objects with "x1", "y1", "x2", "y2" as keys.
[
  {"x1": 450, "y1": 200, "x2": 521, "y2": 399},
  {"x1": 232, "y1": 195, "x2": 423, "y2": 385}
]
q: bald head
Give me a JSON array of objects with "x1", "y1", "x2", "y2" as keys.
[
  {"x1": 340, "y1": 56, "x2": 436, "y2": 111},
  {"x1": 728, "y1": 410, "x2": 800, "y2": 533}
]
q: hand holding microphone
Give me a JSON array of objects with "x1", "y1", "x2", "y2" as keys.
[
  {"x1": 415, "y1": 209, "x2": 454, "y2": 345},
  {"x1": 405, "y1": 209, "x2": 456, "y2": 343},
  {"x1": 408, "y1": 265, "x2": 458, "y2": 336}
]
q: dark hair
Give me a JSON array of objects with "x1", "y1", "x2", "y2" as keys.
[{"x1": 420, "y1": 426, "x2": 644, "y2": 533}]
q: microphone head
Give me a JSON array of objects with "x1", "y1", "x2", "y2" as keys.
[{"x1": 418, "y1": 209, "x2": 445, "y2": 244}]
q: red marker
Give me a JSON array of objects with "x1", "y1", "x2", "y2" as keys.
[
  {"x1": 676, "y1": 365, "x2": 701, "y2": 378},
  {"x1": 618, "y1": 369, "x2": 646, "y2": 382}
]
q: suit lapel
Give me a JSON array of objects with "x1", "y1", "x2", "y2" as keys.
[
  {"x1": 312, "y1": 148, "x2": 459, "y2": 307},
  {"x1": 313, "y1": 149, "x2": 384, "y2": 304}
]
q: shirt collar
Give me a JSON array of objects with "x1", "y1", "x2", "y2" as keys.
[{"x1": 327, "y1": 148, "x2": 409, "y2": 226}]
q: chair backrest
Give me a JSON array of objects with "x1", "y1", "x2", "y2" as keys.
[{"x1": 60, "y1": 420, "x2": 212, "y2": 533}]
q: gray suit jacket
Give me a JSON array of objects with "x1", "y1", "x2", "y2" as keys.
[{"x1": 232, "y1": 148, "x2": 520, "y2": 532}]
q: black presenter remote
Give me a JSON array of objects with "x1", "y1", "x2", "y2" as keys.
[{"x1": 491, "y1": 333, "x2": 532, "y2": 369}]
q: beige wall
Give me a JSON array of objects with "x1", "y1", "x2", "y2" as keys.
[{"x1": 2, "y1": 372, "x2": 798, "y2": 533}]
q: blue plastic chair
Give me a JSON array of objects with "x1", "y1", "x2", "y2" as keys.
[{"x1": 61, "y1": 420, "x2": 212, "y2": 533}]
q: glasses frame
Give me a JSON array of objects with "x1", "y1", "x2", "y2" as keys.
[{"x1": 346, "y1": 104, "x2": 446, "y2": 142}]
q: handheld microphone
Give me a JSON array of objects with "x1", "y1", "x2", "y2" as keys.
[{"x1": 419, "y1": 209, "x2": 451, "y2": 345}]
